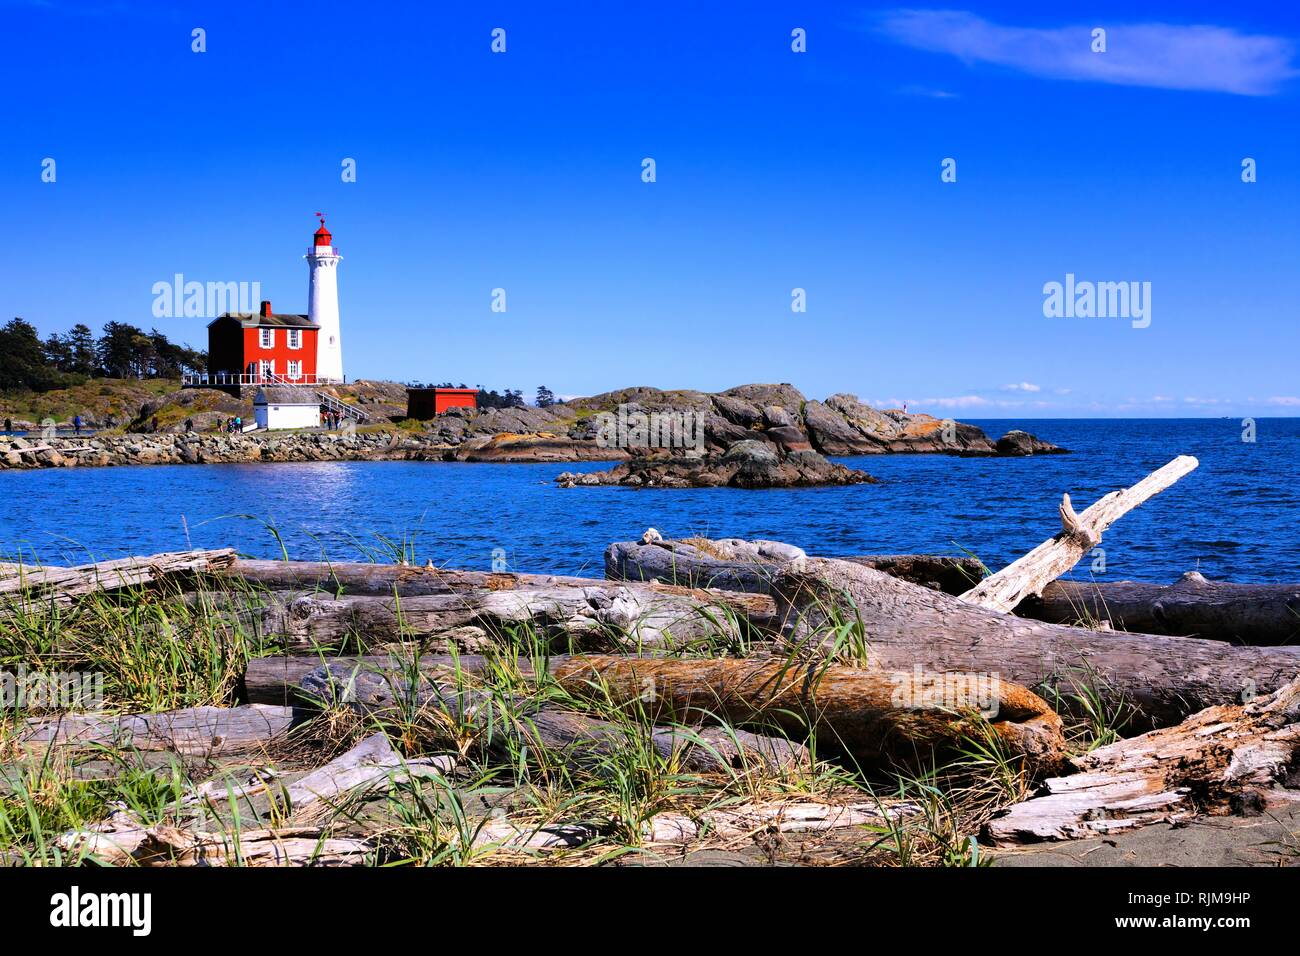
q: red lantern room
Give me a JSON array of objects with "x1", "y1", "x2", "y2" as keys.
[{"x1": 313, "y1": 212, "x2": 332, "y2": 247}]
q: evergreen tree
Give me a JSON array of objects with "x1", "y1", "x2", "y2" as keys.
[
  {"x1": 0, "y1": 318, "x2": 66, "y2": 391},
  {"x1": 67, "y1": 324, "x2": 98, "y2": 375}
]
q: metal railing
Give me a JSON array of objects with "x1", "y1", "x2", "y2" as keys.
[
  {"x1": 181, "y1": 371, "x2": 369, "y2": 422},
  {"x1": 183, "y1": 371, "x2": 340, "y2": 387}
]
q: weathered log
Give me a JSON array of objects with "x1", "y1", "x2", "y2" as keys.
[
  {"x1": 15, "y1": 704, "x2": 297, "y2": 755},
  {"x1": 775, "y1": 557, "x2": 1300, "y2": 729},
  {"x1": 186, "y1": 732, "x2": 456, "y2": 813},
  {"x1": 245, "y1": 653, "x2": 556, "y2": 706},
  {"x1": 226, "y1": 559, "x2": 597, "y2": 595},
  {"x1": 960, "y1": 456, "x2": 1198, "y2": 612},
  {"x1": 205, "y1": 585, "x2": 749, "y2": 652},
  {"x1": 248, "y1": 651, "x2": 1061, "y2": 771},
  {"x1": 470, "y1": 797, "x2": 917, "y2": 849},
  {"x1": 1018, "y1": 572, "x2": 1300, "y2": 645},
  {"x1": 91, "y1": 823, "x2": 374, "y2": 866},
  {"x1": 987, "y1": 670, "x2": 1300, "y2": 845},
  {"x1": 641, "y1": 797, "x2": 916, "y2": 843},
  {"x1": 0, "y1": 549, "x2": 237, "y2": 610},
  {"x1": 549, "y1": 655, "x2": 1067, "y2": 773},
  {"x1": 225, "y1": 558, "x2": 775, "y2": 623},
  {"x1": 605, "y1": 537, "x2": 982, "y2": 595},
  {"x1": 297, "y1": 661, "x2": 810, "y2": 774}
]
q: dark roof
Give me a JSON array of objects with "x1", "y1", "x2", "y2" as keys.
[
  {"x1": 253, "y1": 386, "x2": 321, "y2": 405},
  {"x1": 208, "y1": 312, "x2": 320, "y2": 330}
]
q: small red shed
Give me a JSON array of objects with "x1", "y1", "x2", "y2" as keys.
[{"x1": 406, "y1": 387, "x2": 480, "y2": 419}]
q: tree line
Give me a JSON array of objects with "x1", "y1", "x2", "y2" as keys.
[{"x1": 0, "y1": 319, "x2": 207, "y2": 392}]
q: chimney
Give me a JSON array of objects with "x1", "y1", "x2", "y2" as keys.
[{"x1": 260, "y1": 300, "x2": 272, "y2": 318}]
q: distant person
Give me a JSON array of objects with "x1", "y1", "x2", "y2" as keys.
[
  {"x1": 234, "y1": 416, "x2": 242, "y2": 432},
  {"x1": 184, "y1": 418, "x2": 193, "y2": 433},
  {"x1": 3, "y1": 418, "x2": 11, "y2": 434},
  {"x1": 73, "y1": 414, "x2": 82, "y2": 435},
  {"x1": 151, "y1": 415, "x2": 159, "y2": 433}
]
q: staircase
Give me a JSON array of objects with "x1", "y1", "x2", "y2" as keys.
[{"x1": 264, "y1": 373, "x2": 371, "y2": 423}]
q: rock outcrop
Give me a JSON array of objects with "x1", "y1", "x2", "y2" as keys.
[{"x1": 554, "y1": 440, "x2": 876, "y2": 489}]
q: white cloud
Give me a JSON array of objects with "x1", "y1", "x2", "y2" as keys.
[
  {"x1": 1265, "y1": 396, "x2": 1300, "y2": 407},
  {"x1": 1002, "y1": 381, "x2": 1041, "y2": 392},
  {"x1": 876, "y1": 10, "x2": 1298, "y2": 95}
]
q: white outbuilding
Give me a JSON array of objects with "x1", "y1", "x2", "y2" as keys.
[{"x1": 253, "y1": 386, "x2": 320, "y2": 431}]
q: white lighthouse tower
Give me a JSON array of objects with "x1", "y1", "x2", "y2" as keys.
[{"x1": 306, "y1": 212, "x2": 344, "y2": 383}]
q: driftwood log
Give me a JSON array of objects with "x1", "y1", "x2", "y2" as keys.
[
  {"x1": 185, "y1": 732, "x2": 456, "y2": 814},
  {"x1": 1018, "y1": 572, "x2": 1300, "y2": 645},
  {"x1": 959, "y1": 456, "x2": 1199, "y2": 612},
  {"x1": 549, "y1": 655, "x2": 1066, "y2": 772},
  {"x1": 15, "y1": 704, "x2": 296, "y2": 755},
  {"x1": 60, "y1": 816, "x2": 372, "y2": 866},
  {"x1": 471, "y1": 797, "x2": 917, "y2": 849},
  {"x1": 247, "y1": 652, "x2": 1063, "y2": 770},
  {"x1": 224, "y1": 559, "x2": 775, "y2": 625},
  {"x1": 0, "y1": 549, "x2": 237, "y2": 610},
  {"x1": 198, "y1": 584, "x2": 753, "y2": 652},
  {"x1": 297, "y1": 660, "x2": 810, "y2": 774},
  {"x1": 775, "y1": 557, "x2": 1300, "y2": 729},
  {"x1": 605, "y1": 537, "x2": 983, "y2": 595},
  {"x1": 988, "y1": 670, "x2": 1300, "y2": 845}
]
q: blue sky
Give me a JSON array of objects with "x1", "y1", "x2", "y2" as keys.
[{"x1": 1, "y1": 0, "x2": 1297, "y2": 417}]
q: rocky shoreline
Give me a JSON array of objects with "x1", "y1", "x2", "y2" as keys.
[{"x1": 0, "y1": 382, "x2": 1067, "y2": 473}]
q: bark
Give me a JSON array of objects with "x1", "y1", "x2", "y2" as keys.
[
  {"x1": 1018, "y1": 572, "x2": 1300, "y2": 645},
  {"x1": 774, "y1": 557, "x2": 1300, "y2": 729},
  {"x1": 960, "y1": 456, "x2": 1199, "y2": 612},
  {"x1": 0, "y1": 549, "x2": 237, "y2": 610},
  {"x1": 987, "y1": 671, "x2": 1300, "y2": 845},
  {"x1": 15, "y1": 704, "x2": 297, "y2": 755}
]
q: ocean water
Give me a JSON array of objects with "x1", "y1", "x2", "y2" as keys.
[{"x1": 0, "y1": 419, "x2": 1296, "y2": 583}]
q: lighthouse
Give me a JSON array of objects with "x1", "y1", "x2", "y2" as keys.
[{"x1": 306, "y1": 213, "x2": 344, "y2": 383}]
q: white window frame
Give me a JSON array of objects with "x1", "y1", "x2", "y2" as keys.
[
  {"x1": 287, "y1": 328, "x2": 301, "y2": 350},
  {"x1": 286, "y1": 359, "x2": 302, "y2": 379},
  {"x1": 260, "y1": 328, "x2": 275, "y2": 348},
  {"x1": 260, "y1": 359, "x2": 274, "y2": 379}
]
